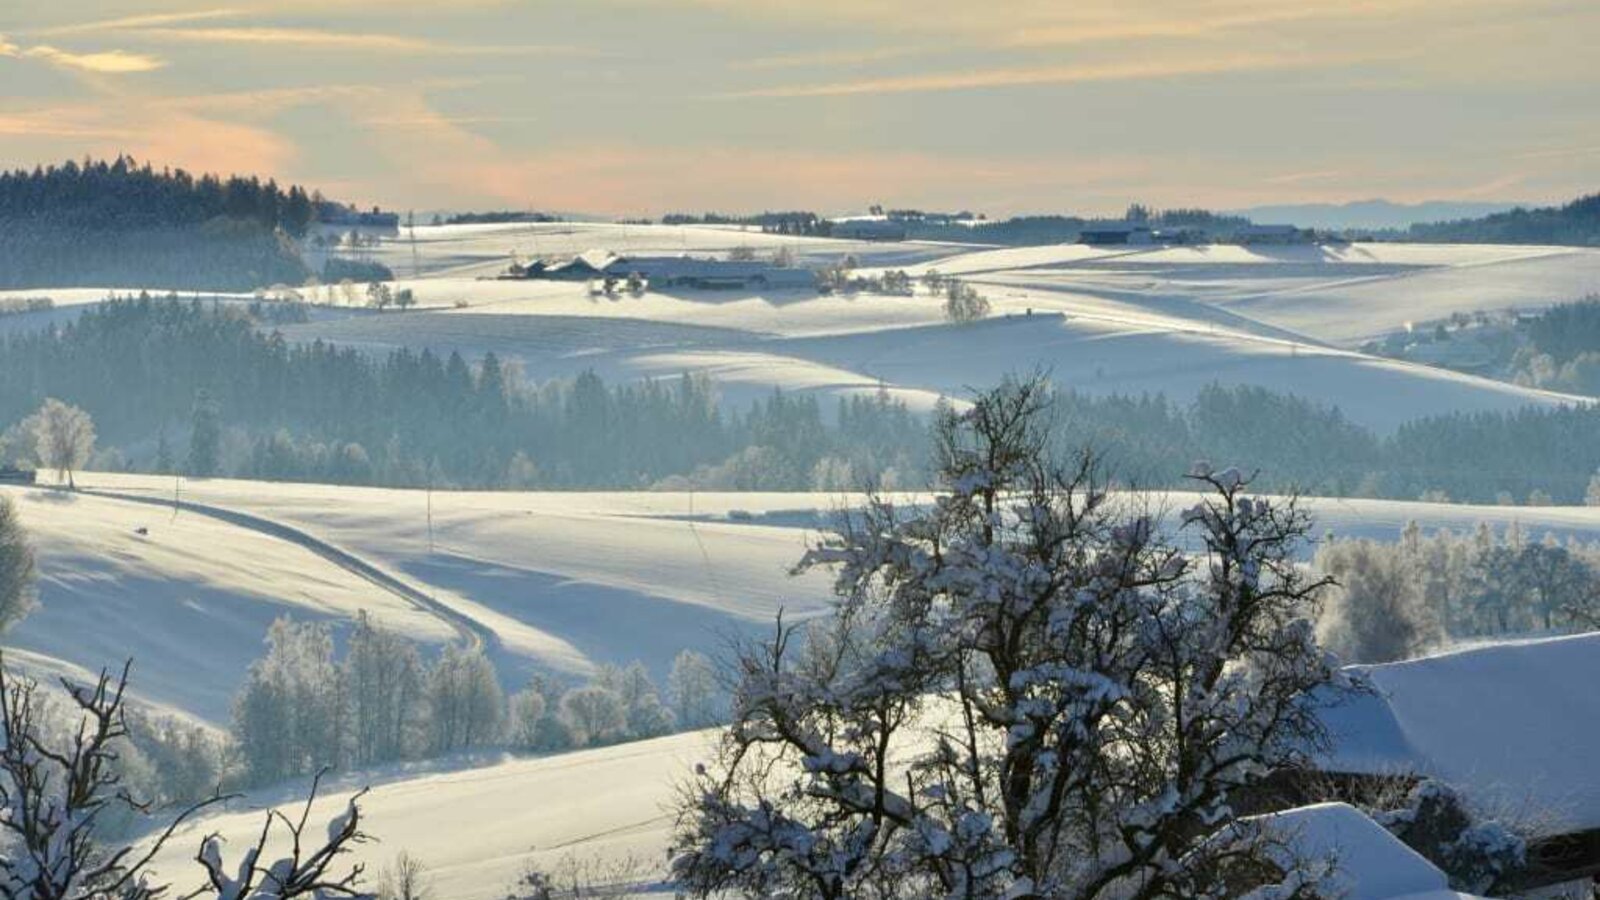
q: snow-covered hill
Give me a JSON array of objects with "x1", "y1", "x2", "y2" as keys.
[{"x1": 9, "y1": 473, "x2": 1600, "y2": 727}]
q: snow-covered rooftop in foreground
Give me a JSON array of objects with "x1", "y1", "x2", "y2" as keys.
[
  {"x1": 1320, "y1": 632, "x2": 1600, "y2": 834},
  {"x1": 1249, "y1": 803, "x2": 1484, "y2": 900}
]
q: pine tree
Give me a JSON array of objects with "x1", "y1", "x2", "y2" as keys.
[{"x1": 186, "y1": 389, "x2": 221, "y2": 477}]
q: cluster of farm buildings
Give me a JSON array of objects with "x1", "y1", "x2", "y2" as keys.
[{"x1": 503, "y1": 250, "x2": 818, "y2": 291}]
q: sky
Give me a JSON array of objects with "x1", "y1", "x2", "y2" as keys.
[{"x1": 0, "y1": 0, "x2": 1596, "y2": 217}]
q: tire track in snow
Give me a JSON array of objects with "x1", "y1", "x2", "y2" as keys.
[{"x1": 73, "y1": 486, "x2": 497, "y2": 654}]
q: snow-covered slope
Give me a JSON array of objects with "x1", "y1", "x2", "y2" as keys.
[
  {"x1": 12, "y1": 471, "x2": 1600, "y2": 728},
  {"x1": 144, "y1": 729, "x2": 715, "y2": 900},
  {"x1": 261, "y1": 232, "x2": 1600, "y2": 431},
  {"x1": 12, "y1": 231, "x2": 1599, "y2": 430}
]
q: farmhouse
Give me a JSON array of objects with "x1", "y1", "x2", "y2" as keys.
[
  {"x1": 508, "y1": 251, "x2": 817, "y2": 290},
  {"x1": 1078, "y1": 224, "x2": 1154, "y2": 245},
  {"x1": 1236, "y1": 223, "x2": 1315, "y2": 245},
  {"x1": 313, "y1": 201, "x2": 400, "y2": 234},
  {"x1": 829, "y1": 217, "x2": 908, "y2": 241}
]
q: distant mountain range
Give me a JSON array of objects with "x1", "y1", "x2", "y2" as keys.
[{"x1": 1233, "y1": 200, "x2": 1525, "y2": 231}]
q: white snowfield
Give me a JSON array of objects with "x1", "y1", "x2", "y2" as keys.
[
  {"x1": 278, "y1": 231, "x2": 1599, "y2": 433},
  {"x1": 5, "y1": 228, "x2": 1597, "y2": 430},
  {"x1": 10, "y1": 471, "x2": 1600, "y2": 727},
  {"x1": 5, "y1": 473, "x2": 1594, "y2": 897},
  {"x1": 143, "y1": 729, "x2": 716, "y2": 900},
  {"x1": 1320, "y1": 631, "x2": 1600, "y2": 836}
]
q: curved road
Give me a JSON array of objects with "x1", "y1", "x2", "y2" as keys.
[{"x1": 76, "y1": 486, "x2": 496, "y2": 653}]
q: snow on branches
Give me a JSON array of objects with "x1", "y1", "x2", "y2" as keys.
[{"x1": 673, "y1": 375, "x2": 1354, "y2": 900}]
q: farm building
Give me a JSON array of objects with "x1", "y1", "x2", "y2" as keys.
[
  {"x1": 829, "y1": 218, "x2": 909, "y2": 241},
  {"x1": 1267, "y1": 633, "x2": 1600, "y2": 895},
  {"x1": 508, "y1": 251, "x2": 817, "y2": 290},
  {"x1": 1240, "y1": 803, "x2": 1487, "y2": 900},
  {"x1": 0, "y1": 466, "x2": 35, "y2": 485},
  {"x1": 1236, "y1": 223, "x2": 1316, "y2": 245},
  {"x1": 1078, "y1": 224, "x2": 1155, "y2": 245},
  {"x1": 313, "y1": 201, "x2": 400, "y2": 234}
]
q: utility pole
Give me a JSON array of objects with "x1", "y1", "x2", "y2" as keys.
[{"x1": 426, "y1": 480, "x2": 435, "y2": 554}]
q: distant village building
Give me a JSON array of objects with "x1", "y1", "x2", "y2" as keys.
[
  {"x1": 1234, "y1": 223, "x2": 1315, "y2": 245},
  {"x1": 0, "y1": 466, "x2": 35, "y2": 485},
  {"x1": 829, "y1": 218, "x2": 908, "y2": 242},
  {"x1": 313, "y1": 201, "x2": 401, "y2": 236},
  {"x1": 506, "y1": 251, "x2": 817, "y2": 291},
  {"x1": 1077, "y1": 224, "x2": 1155, "y2": 246}
]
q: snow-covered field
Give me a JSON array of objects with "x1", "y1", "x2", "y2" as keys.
[
  {"x1": 8, "y1": 228, "x2": 1598, "y2": 430},
  {"x1": 280, "y1": 230, "x2": 1600, "y2": 431},
  {"x1": 143, "y1": 729, "x2": 714, "y2": 900},
  {"x1": 7, "y1": 225, "x2": 1600, "y2": 896},
  {"x1": 6, "y1": 473, "x2": 1599, "y2": 896},
  {"x1": 10, "y1": 471, "x2": 1600, "y2": 725}
]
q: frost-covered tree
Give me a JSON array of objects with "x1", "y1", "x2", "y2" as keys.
[
  {"x1": 1315, "y1": 538, "x2": 1438, "y2": 663},
  {"x1": 673, "y1": 375, "x2": 1350, "y2": 900},
  {"x1": 507, "y1": 686, "x2": 548, "y2": 752},
  {"x1": 233, "y1": 618, "x2": 345, "y2": 784},
  {"x1": 558, "y1": 685, "x2": 626, "y2": 747},
  {"x1": 667, "y1": 649, "x2": 719, "y2": 729},
  {"x1": 425, "y1": 644, "x2": 503, "y2": 754},
  {"x1": 942, "y1": 279, "x2": 990, "y2": 323},
  {"x1": 599, "y1": 662, "x2": 674, "y2": 739},
  {"x1": 0, "y1": 496, "x2": 36, "y2": 634},
  {"x1": 345, "y1": 611, "x2": 424, "y2": 766},
  {"x1": 23, "y1": 398, "x2": 95, "y2": 488}
]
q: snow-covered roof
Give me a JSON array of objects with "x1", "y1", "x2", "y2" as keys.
[
  {"x1": 1248, "y1": 803, "x2": 1484, "y2": 900},
  {"x1": 1318, "y1": 632, "x2": 1600, "y2": 833}
]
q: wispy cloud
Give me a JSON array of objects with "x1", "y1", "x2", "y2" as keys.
[
  {"x1": 729, "y1": 45, "x2": 926, "y2": 71},
  {"x1": 124, "y1": 25, "x2": 586, "y2": 56},
  {"x1": 0, "y1": 32, "x2": 165, "y2": 73},
  {"x1": 718, "y1": 53, "x2": 1348, "y2": 99},
  {"x1": 22, "y1": 45, "x2": 167, "y2": 73},
  {"x1": 28, "y1": 9, "x2": 244, "y2": 37},
  {"x1": 1264, "y1": 169, "x2": 1345, "y2": 185}
]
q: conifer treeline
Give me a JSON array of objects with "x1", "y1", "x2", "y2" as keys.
[
  {"x1": 1, "y1": 295, "x2": 1596, "y2": 500},
  {"x1": 0, "y1": 156, "x2": 318, "y2": 235},
  {"x1": 0, "y1": 296, "x2": 927, "y2": 489}
]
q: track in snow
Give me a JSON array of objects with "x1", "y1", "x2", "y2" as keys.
[{"x1": 75, "y1": 486, "x2": 497, "y2": 654}]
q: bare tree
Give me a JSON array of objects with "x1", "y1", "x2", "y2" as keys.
[
  {"x1": 0, "y1": 658, "x2": 226, "y2": 900},
  {"x1": 673, "y1": 375, "x2": 1350, "y2": 899},
  {"x1": 194, "y1": 769, "x2": 372, "y2": 899},
  {"x1": 22, "y1": 398, "x2": 95, "y2": 489},
  {"x1": 377, "y1": 852, "x2": 430, "y2": 900}
]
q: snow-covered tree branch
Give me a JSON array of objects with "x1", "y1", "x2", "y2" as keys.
[{"x1": 672, "y1": 375, "x2": 1355, "y2": 899}]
